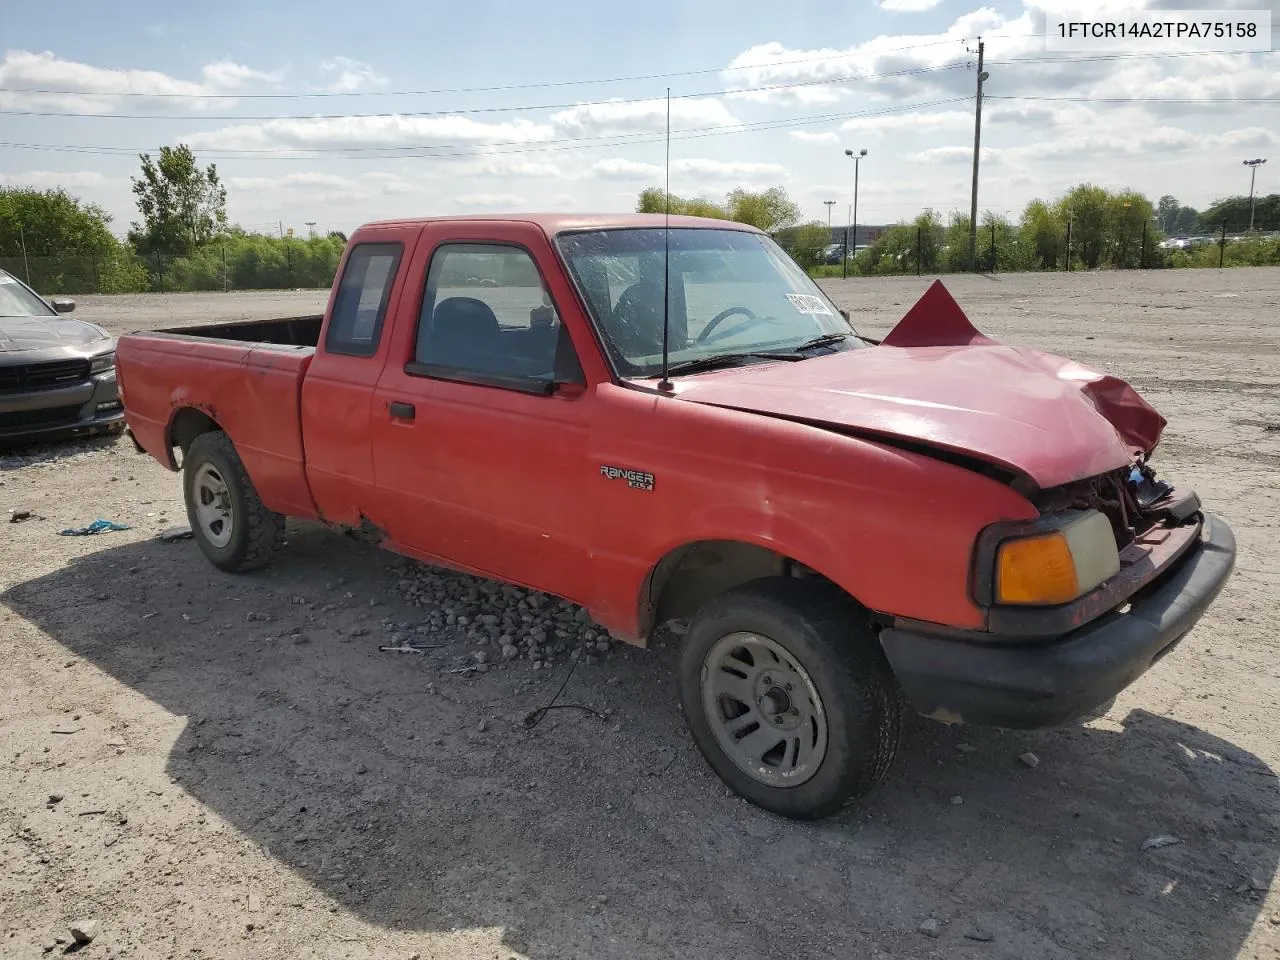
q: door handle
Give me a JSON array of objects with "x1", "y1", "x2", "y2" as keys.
[{"x1": 389, "y1": 401, "x2": 415, "y2": 420}]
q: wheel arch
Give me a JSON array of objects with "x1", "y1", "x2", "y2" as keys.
[
  {"x1": 166, "y1": 406, "x2": 223, "y2": 469},
  {"x1": 635, "y1": 538, "x2": 873, "y2": 644}
]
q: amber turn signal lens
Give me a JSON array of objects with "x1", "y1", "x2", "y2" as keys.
[{"x1": 995, "y1": 532, "x2": 1080, "y2": 605}]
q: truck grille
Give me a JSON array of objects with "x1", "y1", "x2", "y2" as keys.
[
  {"x1": 0, "y1": 404, "x2": 83, "y2": 430},
  {"x1": 0, "y1": 359, "x2": 91, "y2": 394}
]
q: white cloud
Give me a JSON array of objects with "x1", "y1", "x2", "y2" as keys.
[
  {"x1": 911, "y1": 145, "x2": 981, "y2": 163},
  {"x1": 228, "y1": 172, "x2": 355, "y2": 191},
  {"x1": 451, "y1": 193, "x2": 524, "y2": 208},
  {"x1": 1217, "y1": 127, "x2": 1278, "y2": 149},
  {"x1": 548, "y1": 97, "x2": 741, "y2": 137},
  {"x1": 790, "y1": 131, "x2": 840, "y2": 144},
  {"x1": 590, "y1": 158, "x2": 663, "y2": 180},
  {"x1": 879, "y1": 0, "x2": 944, "y2": 10},
  {"x1": 840, "y1": 109, "x2": 973, "y2": 134},
  {"x1": 673, "y1": 159, "x2": 786, "y2": 178},
  {"x1": 319, "y1": 56, "x2": 388, "y2": 93},
  {"x1": 0, "y1": 170, "x2": 109, "y2": 189},
  {"x1": 462, "y1": 156, "x2": 565, "y2": 178},
  {"x1": 201, "y1": 61, "x2": 284, "y2": 89},
  {"x1": 0, "y1": 49, "x2": 283, "y2": 112},
  {"x1": 186, "y1": 115, "x2": 555, "y2": 150}
]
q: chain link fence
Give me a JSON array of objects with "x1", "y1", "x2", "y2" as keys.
[
  {"x1": 776, "y1": 225, "x2": 1280, "y2": 278},
  {"x1": 0, "y1": 240, "x2": 345, "y2": 296}
]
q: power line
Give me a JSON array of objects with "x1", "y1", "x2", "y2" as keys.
[
  {"x1": 3, "y1": 47, "x2": 1269, "y2": 121},
  {"x1": 0, "y1": 63, "x2": 970, "y2": 120},
  {"x1": 0, "y1": 37, "x2": 971, "y2": 100},
  {"x1": 0, "y1": 98, "x2": 974, "y2": 162},
  {"x1": 989, "y1": 95, "x2": 1279, "y2": 103}
]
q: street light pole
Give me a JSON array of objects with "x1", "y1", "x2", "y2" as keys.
[
  {"x1": 305, "y1": 220, "x2": 317, "y2": 239},
  {"x1": 843, "y1": 148, "x2": 867, "y2": 279},
  {"x1": 823, "y1": 200, "x2": 835, "y2": 235},
  {"x1": 1243, "y1": 158, "x2": 1267, "y2": 232}
]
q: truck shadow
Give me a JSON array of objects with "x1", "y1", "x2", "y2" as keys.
[{"x1": 4, "y1": 523, "x2": 1276, "y2": 960}]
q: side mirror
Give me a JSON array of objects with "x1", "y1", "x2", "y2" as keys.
[{"x1": 51, "y1": 298, "x2": 76, "y2": 314}]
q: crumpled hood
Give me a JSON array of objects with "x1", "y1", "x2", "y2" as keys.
[
  {"x1": 0, "y1": 316, "x2": 111, "y2": 353},
  {"x1": 666, "y1": 281, "x2": 1166, "y2": 490}
]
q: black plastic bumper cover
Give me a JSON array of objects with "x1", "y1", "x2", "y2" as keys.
[{"x1": 878, "y1": 512, "x2": 1237, "y2": 729}]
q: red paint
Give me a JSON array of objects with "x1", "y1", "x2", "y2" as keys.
[{"x1": 116, "y1": 215, "x2": 1177, "y2": 643}]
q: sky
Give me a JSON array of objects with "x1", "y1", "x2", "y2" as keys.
[{"x1": 1, "y1": 0, "x2": 1277, "y2": 238}]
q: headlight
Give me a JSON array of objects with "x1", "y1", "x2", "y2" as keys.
[
  {"x1": 993, "y1": 509, "x2": 1120, "y2": 605},
  {"x1": 89, "y1": 352, "x2": 116, "y2": 375}
]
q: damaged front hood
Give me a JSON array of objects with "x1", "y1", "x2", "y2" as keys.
[{"x1": 667, "y1": 281, "x2": 1166, "y2": 490}]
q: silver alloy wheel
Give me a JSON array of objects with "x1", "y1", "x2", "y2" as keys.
[
  {"x1": 700, "y1": 631, "x2": 829, "y2": 787},
  {"x1": 192, "y1": 462, "x2": 234, "y2": 549}
]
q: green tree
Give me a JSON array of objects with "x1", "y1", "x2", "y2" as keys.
[
  {"x1": 0, "y1": 187, "x2": 120, "y2": 257},
  {"x1": 635, "y1": 187, "x2": 726, "y2": 218},
  {"x1": 725, "y1": 186, "x2": 801, "y2": 232},
  {"x1": 1197, "y1": 193, "x2": 1280, "y2": 233},
  {"x1": 1056, "y1": 184, "x2": 1111, "y2": 268},
  {"x1": 129, "y1": 144, "x2": 228, "y2": 256},
  {"x1": 1020, "y1": 198, "x2": 1065, "y2": 270},
  {"x1": 789, "y1": 220, "x2": 832, "y2": 265},
  {"x1": 0, "y1": 186, "x2": 149, "y2": 293},
  {"x1": 1108, "y1": 191, "x2": 1158, "y2": 268}
]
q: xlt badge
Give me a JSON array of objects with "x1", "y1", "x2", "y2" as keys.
[{"x1": 600, "y1": 464, "x2": 654, "y2": 492}]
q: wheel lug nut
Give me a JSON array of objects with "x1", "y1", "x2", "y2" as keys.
[{"x1": 762, "y1": 675, "x2": 772, "y2": 685}]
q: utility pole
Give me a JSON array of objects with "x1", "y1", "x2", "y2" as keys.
[
  {"x1": 967, "y1": 37, "x2": 987, "y2": 273},
  {"x1": 1243, "y1": 158, "x2": 1267, "y2": 232}
]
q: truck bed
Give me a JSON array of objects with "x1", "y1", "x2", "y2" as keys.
[
  {"x1": 151, "y1": 314, "x2": 324, "y2": 348},
  {"x1": 116, "y1": 322, "x2": 321, "y2": 520}
]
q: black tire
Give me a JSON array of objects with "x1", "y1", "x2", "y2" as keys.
[
  {"x1": 182, "y1": 431, "x2": 284, "y2": 572},
  {"x1": 677, "y1": 576, "x2": 905, "y2": 820}
]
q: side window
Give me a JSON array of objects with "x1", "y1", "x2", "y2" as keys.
[
  {"x1": 411, "y1": 243, "x2": 583, "y2": 389},
  {"x1": 325, "y1": 242, "x2": 402, "y2": 357}
]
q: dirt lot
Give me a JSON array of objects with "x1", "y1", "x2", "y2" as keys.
[{"x1": 2, "y1": 268, "x2": 1278, "y2": 960}]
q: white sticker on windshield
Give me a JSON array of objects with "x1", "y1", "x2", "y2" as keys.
[{"x1": 785, "y1": 293, "x2": 833, "y2": 316}]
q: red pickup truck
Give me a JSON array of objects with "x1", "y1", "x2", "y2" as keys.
[{"x1": 116, "y1": 214, "x2": 1236, "y2": 819}]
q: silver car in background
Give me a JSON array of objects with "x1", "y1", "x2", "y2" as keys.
[{"x1": 0, "y1": 268, "x2": 123, "y2": 444}]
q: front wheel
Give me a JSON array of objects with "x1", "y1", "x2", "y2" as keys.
[
  {"x1": 677, "y1": 577, "x2": 905, "y2": 820},
  {"x1": 182, "y1": 431, "x2": 284, "y2": 572}
]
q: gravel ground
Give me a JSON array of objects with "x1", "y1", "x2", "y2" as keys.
[{"x1": 1, "y1": 268, "x2": 1278, "y2": 960}]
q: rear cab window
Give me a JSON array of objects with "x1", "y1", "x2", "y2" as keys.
[{"x1": 325, "y1": 242, "x2": 403, "y2": 357}]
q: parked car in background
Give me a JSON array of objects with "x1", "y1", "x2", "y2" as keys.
[{"x1": 0, "y1": 268, "x2": 123, "y2": 443}]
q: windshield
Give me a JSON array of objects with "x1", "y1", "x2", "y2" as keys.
[
  {"x1": 555, "y1": 227, "x2": 863, "y2": 377},
  {"x1": 0, "y1": 270, "x2": 56, "y2": 318}
]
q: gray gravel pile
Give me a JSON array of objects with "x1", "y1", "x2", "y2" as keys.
[{"x1": 389, "y1": 559, "x2": 616, "y2": 671}]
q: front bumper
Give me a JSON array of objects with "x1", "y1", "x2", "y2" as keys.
[
  {"x1": 878, "y1": 512, "x2": 1237, "y2": 729},
  {"x1": 0, "y1": 372, "x2": 125, "y2": 443}
]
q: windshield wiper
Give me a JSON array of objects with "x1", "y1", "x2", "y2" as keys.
[
  {"x1": 655, "y1": 351, "x2": 803, "y2": 378},
  {"x1": 790, "y1": 332, "x2": 852, "y2": 352}
]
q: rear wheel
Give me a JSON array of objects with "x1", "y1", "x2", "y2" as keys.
[
  {"x1": 678, "y1": 577, "x2": 904, "y2": 819},
  {"x1": 182, "y1": 431, "x2": 284, "y2": 572}
]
